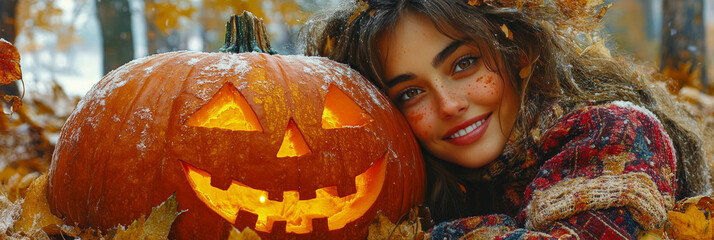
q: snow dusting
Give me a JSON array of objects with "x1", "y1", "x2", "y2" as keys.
[
  {"x1": 611, "y1": 101, "x2": 662, "y2": 125},
  {"x1": 135, "y1": 108, "x2": 153, "y2": 121},
  {"x1": 143, "y1": 66, "x2": 155, "y2": 74},
  {"x1": 201, "y1": 53, "x2": 250, "y2": 74},
  {"x1": 187, "y1": 58, "x2": 201, "y2": 66},
  {"x1": 0, "y1": 195, "x2": 21, "y2": 234}
]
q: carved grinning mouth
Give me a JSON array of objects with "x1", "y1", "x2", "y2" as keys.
[{"x1": 180, "y1": 153, "x2": 387, "y2": 234}]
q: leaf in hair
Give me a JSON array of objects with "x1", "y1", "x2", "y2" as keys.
[
  {"x1": 500, "y1": 24, "x2": 514, "y2": 40},
  {"x1": 348, "y1": 0, "x2": 370, "y2": 25},
  {"x1": 519, "y1": 56, "x2": 539, "y2": 79}
]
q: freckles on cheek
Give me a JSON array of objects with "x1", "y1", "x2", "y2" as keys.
[
  {"x1": 468, "y1": 75, "x2": 501, "y2": 102},
  {"x1": 406, "y1": 108, "x2": 431, "y2": 137}
]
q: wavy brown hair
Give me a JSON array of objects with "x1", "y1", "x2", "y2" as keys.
[{"x1": 301, "y1": 0, "x2": 711, "y2": 222}]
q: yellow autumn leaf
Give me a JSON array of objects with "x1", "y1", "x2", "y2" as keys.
[
  {"x1": 0, "y1": 39, "x2": 22, "y2": 85},
  {"x1": 227, "y1": 227, "x2": 262, "y2": 240},
  {"x1": 501, "y1": 24, "x2": 513, "y2": 40},
  {"x1": 15, "y1": 174, "x2": 64, "y2": 235},
  {"x1": 113, "y1": 194, "x2": 183, "y2": 240},
  {"x1": 666, "y1": 204, "x2": 713, "y2": 240}
]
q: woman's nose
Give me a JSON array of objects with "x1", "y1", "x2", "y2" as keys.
[{"x1": 434, "y1": 85, "x2": 468, "y2": 119}]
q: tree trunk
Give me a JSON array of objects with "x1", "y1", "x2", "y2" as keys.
[
  {"x1": 660, "y1": 0, "x2": 707, "y2": 90},
  {"x1": 0, "y1": 0, "x2": 20, "y2": 97},
  {"x1": 96, "y1": 0, "x2": 135, "y2": 75}
]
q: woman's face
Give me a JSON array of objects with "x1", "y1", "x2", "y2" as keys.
[{"x1": 380, "y1": 11, "x2": 520, "y2": 168}]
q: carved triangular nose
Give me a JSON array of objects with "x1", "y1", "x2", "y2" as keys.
[{"x1": 277, "y1": 119, "x2": 311, "y2": 158}]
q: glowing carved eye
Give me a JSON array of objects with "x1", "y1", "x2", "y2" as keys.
[
  {"x1": 186, "y1": 84, "x2": 262, "y2": 132},
  {"x1": 321, "y1": 85, "x2": 373, "y2": 129},
  {"x1": 277, "y1": 119, "x2": 311, "y2": 158}
]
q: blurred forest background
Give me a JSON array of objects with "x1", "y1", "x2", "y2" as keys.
[
  {"x1": 1, "y1": 0, "x2": 714, "y2": 177},
  {"x1": 1, "y1": 0, "x2": 714, "y2": 239}
]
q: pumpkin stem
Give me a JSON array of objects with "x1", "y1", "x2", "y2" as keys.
[{"x1": 220, "y1": 11, "x2": 276, "y2": 54}]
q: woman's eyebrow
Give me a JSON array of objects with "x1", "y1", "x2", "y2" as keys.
[
  {"x1": 385, "y1": 41, "x2": 463, "y2": 89},
  {"x1": 386, "y1": 73, "x2": 415, "y2": 88},
  {"x1": 432, "y1": 41, "x2": 463, "y2": 67}
]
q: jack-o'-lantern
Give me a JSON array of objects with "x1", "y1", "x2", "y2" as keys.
[{"x1": 48, "y1": 12, "x2": 424, "y2": 239}]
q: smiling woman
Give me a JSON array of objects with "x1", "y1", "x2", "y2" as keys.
[
  {"x1": 379, "y1": 11, "x2": 519, "y2": 168},
  {"x1": 302, "y1": 0, "x2": 712, "y2": 239}
]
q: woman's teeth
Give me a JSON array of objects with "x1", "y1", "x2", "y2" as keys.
[{"x1": 449, "y1": 118, "x2": 486, "y2": 139}]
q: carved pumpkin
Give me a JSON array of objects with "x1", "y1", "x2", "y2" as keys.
[{"x1": 48, "y1": 12, "x2": 424, "y2": 239}]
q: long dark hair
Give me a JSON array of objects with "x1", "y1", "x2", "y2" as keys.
[{"x1": 301, "y1": 0, "x2": 711, "y2": 222}]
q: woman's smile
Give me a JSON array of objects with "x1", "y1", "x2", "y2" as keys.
[{"x1": 443, "y1": 113, "x2": 491, "y2": 145}]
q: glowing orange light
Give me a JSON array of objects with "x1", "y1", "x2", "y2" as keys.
[
  {"x1": 322, "y1": 85, "x2": 373, "y2": 129},
  {"x1": 186, "y1": 84, "x2": 262, "y2": 131},
  {"x1": 181, "y1": 154, "x2": 387, "y2": 234},
  {"x1": 277, "y1": 119, "x2": 311, "y2": 158}
]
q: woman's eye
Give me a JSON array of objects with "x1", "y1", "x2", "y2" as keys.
[
  {"x1": 454, "y1": 57, "x2": 478, "y2": 73},
  {"x1": 400, "y1": 89, "x2": 424, "y2": 101}
]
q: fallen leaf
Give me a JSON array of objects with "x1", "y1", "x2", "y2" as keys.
[
  {"x1": 113, "y1": 194, "x2": 183, "y2": 240},
  {"x1": 0, "y1": 39, "x2": 22, "y2": 85},
  {"x1": 0, "y1": 192, "x2": 22, "y2": 235},
  {"x1": 367, "y1": 210, "x2": 426, "y2": 240},
  {"x1": 227, "y1": 227, "x2": 261, "y2": 240},
  {"x1": 15, "y1": 174, "x2": 64, "y2": 235},
  {"x1": 666, "y1": 204, "x2": 713, "y2": 239}
]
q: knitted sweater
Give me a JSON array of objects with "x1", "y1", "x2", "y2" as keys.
[{"x1": 430, "y1": 101, "x2": 677, "y2": 239}]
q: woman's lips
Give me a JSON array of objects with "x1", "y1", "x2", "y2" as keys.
[{"x1": 443, "y1": 113, "x2": 491, "y2": 146}]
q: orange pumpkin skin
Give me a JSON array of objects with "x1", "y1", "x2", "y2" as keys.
[{"x1": 48, "y1": 50, "x2": 425, "y2": 239}]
